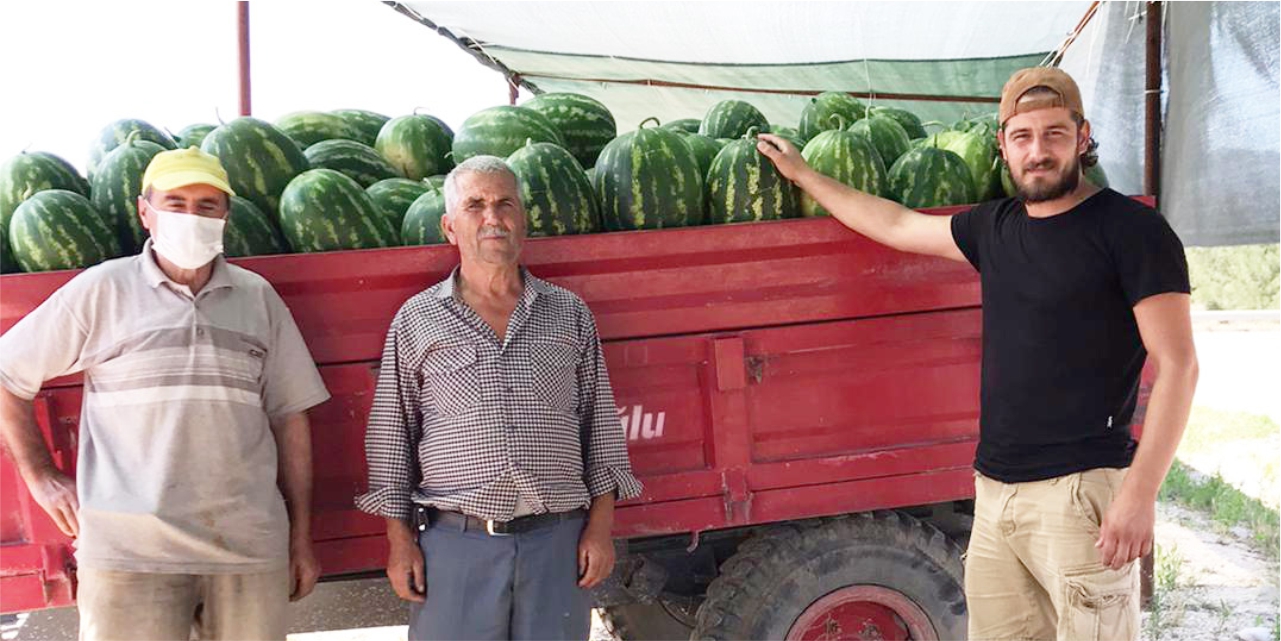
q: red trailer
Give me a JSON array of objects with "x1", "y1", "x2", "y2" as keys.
[{"x1": 0, "y1": 205, "x2": 1155, "y2": 640}]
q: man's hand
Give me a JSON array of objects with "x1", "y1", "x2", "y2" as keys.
[
  {"x1": 386, "y1": 523, "x2": 426, "y2": 602},
  {"x1": 288, "y1": 535, "x2": 322, "y2": 601},
  {"x1": 756, "y1": 133, "x2": 812, "y2": 182},
  {"x1": 577, "y1": 524, "x2": 615, "y2": 589},
  {"x1": 1095, "y1": 488, "x2": 1154, "y2": 570},
  {"x1": 27, "y1": 466, "x2": 79, "y2": 538}
]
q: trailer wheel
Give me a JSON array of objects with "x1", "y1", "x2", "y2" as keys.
[
  {"x1": 602, "y1": 599, "x2": 697, "y2": 640},
  {"x1": 692, "y1": 511, "x2": 966, "y2": 640}
]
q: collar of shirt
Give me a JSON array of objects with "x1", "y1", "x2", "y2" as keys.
[
  {"x1": 137, "y1": 238, "x2": 235, "y2": 295},
  {"x1": 433, "y1": 265, "x2": 552, "y2": 304}
]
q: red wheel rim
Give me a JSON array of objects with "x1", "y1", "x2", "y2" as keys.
[{"x1": 785, "y1": 585, "x2": 937, "y2": 641}]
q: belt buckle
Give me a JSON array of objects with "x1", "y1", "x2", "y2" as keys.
[{"x1": 485, "y1": 519, "x2": 510, "y2": 536}]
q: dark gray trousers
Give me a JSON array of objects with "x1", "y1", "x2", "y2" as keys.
[{"x1": 409, "y1": 513, "x2": 592, "y2": 641}]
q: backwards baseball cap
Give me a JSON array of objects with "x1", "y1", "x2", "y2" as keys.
[
  {"x1": 998, "y1": 67, "x2": 1084, "y2": 127},
  {"x1": 141, "y1": 147, "x2": 235, "y2": 196}
]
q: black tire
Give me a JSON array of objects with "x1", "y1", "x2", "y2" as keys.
[
  {"x1": 602, "y1": 600, "x2": 697, "y2": 641},
  {"x1": 692, "y1": 511, "x2": 967, "y2": 640}
]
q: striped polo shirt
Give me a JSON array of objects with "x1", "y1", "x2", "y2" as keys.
[{"x1": 0, "y1": 242, "x2": 329, "y2": 574}]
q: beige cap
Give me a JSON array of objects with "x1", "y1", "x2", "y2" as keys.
[{"x1": 999, "y1": 67, "x2": 1084, "y2": 127}]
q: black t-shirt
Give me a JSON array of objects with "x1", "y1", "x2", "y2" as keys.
[{"x1": 950, "y1": 188, "x2": 1189, "y2": 482}]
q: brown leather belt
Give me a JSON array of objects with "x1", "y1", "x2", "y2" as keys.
[{"x1": 415, "y1": 506, "x2": 584, "y2": 536}]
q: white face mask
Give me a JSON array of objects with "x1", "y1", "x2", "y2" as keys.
[{"x1": 149, "y1": 208, "x2": 226, "y2": 269}]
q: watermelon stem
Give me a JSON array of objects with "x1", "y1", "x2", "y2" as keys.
[
  {"x1": 123, "y1": 130, "x2": 141, "y2": 147},
  {"x1": 744, "y1": 126, "x2": 760, "y2": 140},
  {"x1": 639, "y1": 117, "x2": 661, "y2": 129}
]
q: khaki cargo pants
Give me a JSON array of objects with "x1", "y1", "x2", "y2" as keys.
[
  {"x1": 76, "y1": 567, "x2": 290, "y2": 641},
  {"x1": 966, "y1": 468, "x2": 1140, "y2": 641}
]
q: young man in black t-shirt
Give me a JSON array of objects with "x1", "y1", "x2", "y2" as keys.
[{"x1": 758, "y1": 68, "x2": 1197, "y2": 641}]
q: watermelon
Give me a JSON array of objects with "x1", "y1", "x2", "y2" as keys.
[
  {"x1": 848, "y1": 115, "x2": 912, "y2": 168},
  {"x1": 200, "y1": 117, "x2": 310, "y2": 220},
  {"x1": 1000, "y1": 160, "x2": 1016, "y2": 197},
  {"x1": 224, "y1": 196, "x2": 286, "y2": 257},
  {"x1": 767, "y1": 125, "x2": 807, "y2": 149},
  {"x1": 9, "y1": 190, "x2": 121, "y2": 272},
  {"x1": 593, "y1": 118, "x2": 704, "y2": 231},
  {"x1": 1085, "y1": 163, "x2": 1109, "y2": 188},
  {"x1": 275, "y1": 111, "x2": 363, "y2": 149},
  {"x1": 660, "y1": 119, "x2": 702, "y2": 134},
  {"x1": 0, "y1": 224, "x2": 18, "y2": 273},
  {"x1": 1, "y1": 151, "x2": 91, "y2": 233},
  {"x1": 707, "y1": 130, "x2": 800, "y2": 224},
  {"x1": 507, "y1": 141, "x2": 599, "y2": 237},
  {"x1": 887, "y1": 148, "x2": 976, "y2": 209},
  {"x1": 278, "y1": 169, "x2": 398, "y2": 252},
  {"x1": 912, "y1": 130, "x2": 970, "y2": 152},
  {"x1": 367, "y1": 178, "x2": 433, "y2": 232},
  {"x1": 401, "y1": 188, "x2": 447, "y2": 246},
  {"x1": 675, "y1": 132, "x2": 724, "y2": 181},
  {"x1": 375, "y1": 115, "x2": 454, "y2": 181},
  {"x1": 175, "y1": 124, "x2": 216, "y2": 150},
  {"x1": 799, "y1": 92, "x2": 866, "y2": 141},
  {"x1": 87, "y1": 119, "x2": 176, "y2": 181},
  {"x1": 452, "y1": 106, "x2": 564, "y2": 165},
  {"x1": 584, "y1": 167, "x2": 596, "y2": 185},
  {"x1": 943, "y1": 130, "x2": 1001, "y2": 201},
  {"x1": 954, "y1": 113, "x2": 999, "y2": 135},
  {"x1": 800, "y1": 129, "x2": 888, "y2": 216},
  {"x1": 699, "y1": 100, "x2": 769, "y2": 140},
  {"x1": 90, "y1": 133, "x2": 166, "y2": 253},
  {"x1": 304, "y1": 140, "x2": 400, "y2": 188},
  {"x1": 523, "y1": 93, "x2": 616, "y2": 168},
  {"x1": 331, "y1": 109, "x2": 391, "y2": 147},
  {"x1": 867, "y1": 106, "x2": 928, "y2": 140},
  {"x1": 425, "y1": 175, "x2": 447, "y2": 190}
]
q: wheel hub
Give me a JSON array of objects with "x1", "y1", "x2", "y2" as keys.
[{"x1": 785, "y1": 585, "x2": 937, "y2": 641}]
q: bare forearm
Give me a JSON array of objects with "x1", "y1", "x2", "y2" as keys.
[
  {"x1": 791, "y1": 167, "x2": 916, "y2": 244},
  {"x1": 1124, "y1": 361, "x2": 1199, "y2": 503},
  {"x1": 585, "y1": 491, "x2": 616, "y2": 535},
  {"x1": 273, "y1": 413, "x2": 314, "y2": 540},
  {"x1": 0, "y1": 387, "x2": 56, "y2": 480}
]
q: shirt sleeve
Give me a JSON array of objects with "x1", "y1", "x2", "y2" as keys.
[
  {"x1": 355, "y1": 311, "x2": 424, "y2": 522},
  {"x1": 0, "y1": 283, "x2": 92, "y2": 400},
  {"x1": 575, "y1": 305, "x2": 643, "y2": 501},
  {"x1": 949, "y1": 205, "x2": 983, "y2": 271},
  {"x1": 261, "y1": 289, "x2": 330, "y2": 419},
  {"x1": 1108, "y1": 207, "x2": 1191, "y2": 306}
]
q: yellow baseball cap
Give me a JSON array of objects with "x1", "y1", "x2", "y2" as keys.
[{"x1": 141, "y1": 146, "x2": 235, "y2": 195}]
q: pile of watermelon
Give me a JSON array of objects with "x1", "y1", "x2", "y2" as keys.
[{"x1": 0, "y1": 92, "x2": 1107, "y2": 274}]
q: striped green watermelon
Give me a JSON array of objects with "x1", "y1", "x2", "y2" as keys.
[
  {"x1": 593, "y1": 118, "x2": 704, "y2": 231},
  {"x1": 1, "y1": 151, "x2": 91, "y2": 233},
  {"x1": 90, "y1": 133, "x2": 166, "y2": 253},
  {"x1": 224, "y1": 196, "x2": 286, "y2": 257},
  {"x1": 9, "y1": 190, "x2": 121, "y2": 272},
  {"x1": 425, "y1": 175, "x2": 447, "y2": 190},
  {"x1": 278, "y1": 169, "x2": 398, "y2": 252},
  {"x1": 767, "y1": 125, "x2": 807, "y2": 149},
  {"x1": 707, "y1": 129, "x2": 800, "y2": 224},
  {"x1": 1, "y1": 224, "x2": 18, "y2": 273},
  {"x1": 800, "y1": 129, "x2": 888, "y2": 216},
  {"x1": 201, "y1": 117, "x2": 310, "y2": 220},
  {"x1": 913, "y1": 130, "x2": 968, "y2": 151},
  {"x1": 452, "y1": 106, "x2": 564, "y2": 164},
  {"x1": 675, "y1": 132, "x2": 724, "y2": 181},
  {"x1": 699, "y1": 100, "x2": 769, "y2": 140},
  {"x1": 367, "y1": 178, "x2": 433, "y2": 232},
  {"x1": 507, "y1": 141, "x2": 599, "y2": 236},
  {"x1": 799, "y1": 92, "x2": 866, "y2": 141},
  {"x1": 275, "y1": 111, "x2": 363, "y2": 149},
  {"x1": 87, "y1": 119, "x2": 176, "y2": 181},
  {"x1": 375, "y1": 115, "x2": 454, "y2": 181},
  {"x1": 1085, "y1": 163, "x2": 1109, "y2": 188},
  {"x1": 304, "y1": 140, "x2": 400, "y2": 188},
  {"x1": 943, "y1": 129, "x2": 1001, "y2": 201},
  {"x1": 954, "y1": 113, "x2": 999, "y2": 135},
  {"x1": 888, "y1": 148, "x2": 976, "y2": 209},
  {"x1": 523, "y1": 93, "x2": 616, "y2": 168},
  {"x1": 174, "y1": 124, "x2": 216, "y2": 150},
  {"x1": 660, "y1": 119, "x2": 702, "y2": 134},
  {"x1": 867, "y1": 106, "x2": 928, "y2": 140},
  {"x1": 848, "y1": 115, "x2": 911, "y2": 168},
  {"x1": 401, "y1": 188, "x2": 447, "y2": 246},
  {"x1": 331, "y1": 109, "x2": 391, "y2": 147},
  {"x1": 584, "y1": 167, "x2": 595, "y2": 185}
]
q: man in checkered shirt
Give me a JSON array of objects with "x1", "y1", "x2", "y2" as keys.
[{"x1": 356, "y1": 155, "x2": 643, "y2": 640}]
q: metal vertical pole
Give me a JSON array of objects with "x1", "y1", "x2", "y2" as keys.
[{"x1": 238, "y1": 1, "x2": 252, "y2": 116}]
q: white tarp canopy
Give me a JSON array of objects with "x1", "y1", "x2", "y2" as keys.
[{"x1": 390, "y1": 1, "x2": 1280, "y2": 246}]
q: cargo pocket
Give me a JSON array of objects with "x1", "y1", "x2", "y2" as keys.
[
  {"x1": 1060, "y1": 563, "x2": 1138, "y2": 641},
  {"x1": 422, "y1": 345, "x2": 480, "y2": 417},
  {"x1": 530, "y1": 341, "x2": 578, "y2": 413}
]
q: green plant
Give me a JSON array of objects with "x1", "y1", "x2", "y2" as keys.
[{"x1": 1186, "y1": 243, "x2": 1280, "y2": 310}]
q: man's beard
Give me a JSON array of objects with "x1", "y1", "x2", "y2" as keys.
[{"x1": 1015, "y1": 155, "x2": 1081, "y2": 203}]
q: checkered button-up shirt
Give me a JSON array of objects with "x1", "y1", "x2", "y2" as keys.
[{"x1": 356, "y1": 267, "x2": 643, "y2": 522}]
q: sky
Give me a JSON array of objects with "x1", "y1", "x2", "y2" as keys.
[{"x1": 0, "y1": 1, "x2": 518, "y2": 173}]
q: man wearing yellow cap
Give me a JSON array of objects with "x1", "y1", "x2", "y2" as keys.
[
  {"x1": 759, "y1": 68, "x2": 1197, "y2": 640},
  {"x1": 0, "y1": 147, "x2": 331, "y2": 640}
]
